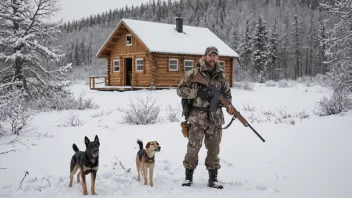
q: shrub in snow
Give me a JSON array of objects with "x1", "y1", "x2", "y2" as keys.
[
  {"x1": 296, "y1": 110, "x2": 310, "y2": 119},
  {"x1": 261, "y1": 109, "x2": 276, "y2": 122},
  {"x1": 58, "y1": 113, "x2": 84, "y2": 127},
  {"x1": 31, "y1": 90, "x2": 99, "y2": 111},
  {"x1": 313, "y1": 74, "x2": 329, "y2": 87},
  {"x1": 297, "y1": 76, "x2": 314, "y2": 87},
  {"x1": 235, "y1": 81, "x2": 254, "y2": 90},
  {"x1": 242, "y1": 101, "x2": 257, "y2": 112},
  {"x1": 273, "y1": 107, "x2": 294, "y2": 124},
  {"x1": 314, "y1": 90, "x2": 352, "y2": 116},
  {"x1": 278, "y1": 80, "x2": 289, "y2": 88},
  {"x1": 118, "y1": 95, "x2": 161, "y2": 125},
  {"x1": 165, "y1": 104, "x2": 180, "y2": 122},
  {"x1": 248, "y1": 112, "x2": 262, "y2": 123},
  {"x1": 264, "y1": 80, "x2": 276, "y2": 87},
  {"x1": 74, "y1": 93, "x2": 99, "y2": 110},
  {"x1": 1, "y1": 99, "x2": 33, "y2": 136},
  {"x1": 112, "y1": 157, "x2": 131, "y2": 173},
  {"x1": 91, "y1": 109, "x2": 113, "y2": 118}
]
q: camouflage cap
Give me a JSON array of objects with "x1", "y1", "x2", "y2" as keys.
[{"x1": 205, "y1": 46, "x2": 219, "y2": 55}]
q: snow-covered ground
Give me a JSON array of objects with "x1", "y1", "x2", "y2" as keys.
[{"x1": 0, "y1": 81, "x2": 351, "y2": 198}]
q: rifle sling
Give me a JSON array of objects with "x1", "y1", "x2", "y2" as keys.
[{"x1": 222, "y1": 115, "x2": 237, "y2": 129}]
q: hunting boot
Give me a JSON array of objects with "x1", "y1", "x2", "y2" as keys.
[
  {"x1": 207, "y1": 169, "x2": 223, "y2": 189},
  {"x1": 182, "y1": 168, "x2": 194, "y2": 187}
]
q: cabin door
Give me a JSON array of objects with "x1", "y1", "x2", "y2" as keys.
[{"x1": 125, "y1": 58, "x2": 132, "y2": 86}]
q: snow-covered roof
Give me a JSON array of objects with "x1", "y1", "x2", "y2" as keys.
[{"x1": 97, "y1": 18, "x2": 239, "y2": 58}]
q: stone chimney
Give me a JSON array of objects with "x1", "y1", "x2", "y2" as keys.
[{"x1": 175, "y1": 13, "x2": 183, "y2": 33}]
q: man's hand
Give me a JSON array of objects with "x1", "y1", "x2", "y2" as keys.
[{"x1": 226, "y1": 105, "x2": 235, "y2": 115}]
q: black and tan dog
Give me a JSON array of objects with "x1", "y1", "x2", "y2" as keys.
[
  {"x1": 69, "y1": 135, "x2": 100, "y2": 195},
  {"x1": 136, "y1": 139, "x2": 161, "y2": 187}
]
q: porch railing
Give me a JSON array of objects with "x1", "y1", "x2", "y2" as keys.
[{"x1": 89, "y1": 75, "x2": 107, "y2": 89}]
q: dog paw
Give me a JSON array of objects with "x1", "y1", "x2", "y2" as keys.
[
  {"x1": 150, "y1": 183, "x2": 153, "y2": 187},
  {"x1": 83, "y1": 191, "x2": 88, "y2": 196},
  {"x1": 143, "y1": 182, "x2": 147, "y2": 185},
  {"x1": 136, "y1": 178, "x2": 140, "y2": 181},
  {"x1": 92, "y1": 191, "x2": 97, "y2": 195}
]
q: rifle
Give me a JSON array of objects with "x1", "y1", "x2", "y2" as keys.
[{"x1": 192, "y1": 72, "x2": 265, "y2": 143}]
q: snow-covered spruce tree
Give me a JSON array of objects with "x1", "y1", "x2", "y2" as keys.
[
  {"x1": 291, "y1": 15, "x2": 303, "y2": 80},
  {"x1": 239, "y1": 20, "x2": 253, "y2": 81},
  {"x1": 280, "y1": 22, "x2": 290, "y2": 79},
  {"x1": 316, "y1": 17, "x2": 329, "y2": 75},
  {"x1": 0, "y1": 0, "x2": 71, "y2": 104},
  {"x1": 266, "y1": 20, "x2": 279, "y2": 81},
  {"x1": 320, "y1": 0, "x2": 352, "y2": 93},
  {"x1": 252, "y1": 16, "x2": 269, "y2": 82}
]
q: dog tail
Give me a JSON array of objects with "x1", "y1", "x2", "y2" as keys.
[
  {"x1": 72, "y1": 144, "x2": 79, "y2": 152},
  {"x1": 137, "y1": 139, "x2": 143, "y2": 150}
]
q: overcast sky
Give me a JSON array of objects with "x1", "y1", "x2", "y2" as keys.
[{"x1": 53, "y1": 0, "x2": 153, "y2": 22}]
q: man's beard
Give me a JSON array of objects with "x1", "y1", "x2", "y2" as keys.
[{"x1": 206, "y1": 60, "x2": 215, "y2": 66}]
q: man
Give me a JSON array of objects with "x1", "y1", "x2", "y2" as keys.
[{"x1": 177, "y1": 46, "x2": 235, "y2": 189}]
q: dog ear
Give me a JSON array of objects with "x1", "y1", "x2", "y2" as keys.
[
  {"x1": 84, "y1": 136, "x2": 90, "y2": 145},
  {"x1": 146, "y1": 142, "x2": 150, "y2": 149},
  {"x1": 94, "y1": 135, "x2": 100, "y2": 145}
]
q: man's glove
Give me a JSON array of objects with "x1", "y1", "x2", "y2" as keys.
[{"x1": 197, "y1": 88, "x2": 210, "y2": 100}]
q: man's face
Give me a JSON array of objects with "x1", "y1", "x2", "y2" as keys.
[{"x1": 204, "y1": 53, "x2": 218, "y2": 68}]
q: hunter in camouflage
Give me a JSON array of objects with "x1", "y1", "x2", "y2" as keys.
[{"x1": 177, "y1": 46, "x2": 235, "y2": 189}]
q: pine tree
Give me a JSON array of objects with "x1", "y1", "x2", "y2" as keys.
[
  {"x1": 0, "y1": 0, "x2": 70, "y2": 101},
  {"x1": 252, "y1": 16, "x2": 269, "y2": 82},
  {"x1": 74, "y1": 40, "x2": 80, "y2": 67},
  {"x1": 239, "y1": 20, "x2": 252, "y2": 80},
  {"x1": 281, "y1": 21, "x2": 290, "y2": 79},
  {"x1": 318, "y1": 19, "x2": 328, "y2": 75},
  {"x1": 80, "y1": 38, "x2": 86, "y2": 66},
  {"x1": 266, "y1": 20, "x2": 279, "y2": 80},
  {"x1": 292, "y1": 15, "x2": 303, "y2": 79}
]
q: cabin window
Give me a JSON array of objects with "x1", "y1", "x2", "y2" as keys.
[
  {"x1": 169, "y1": 59, "x2": 178, "y2": 71},
  {"x1": 126, "y1": 34, "x2": 132, "y2": 46},
  {"x1": 113, "y1": 60, "x2": 120, "y2": 72},
  {"x1": 219, "y1": 61, "x2": 225, "y2": 71},
  {"x1": 184, "y1": 60, "x2": 194, "y2": 72},
  {"x1": 136, "y1": 58, "x2": 144, "y2": 71}
]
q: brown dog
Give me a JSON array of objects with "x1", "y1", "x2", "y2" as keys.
[{"x1": 136, "y1": 139, "x2": 161, "y2": 187}]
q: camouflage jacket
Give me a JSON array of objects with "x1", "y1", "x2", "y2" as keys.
[{"x1": 177, "y1": 58, "x2": 232, "y2": 126}]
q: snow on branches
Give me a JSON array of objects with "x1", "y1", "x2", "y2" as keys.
[
  {"x1": 0, "y1": 0, "x2": 71, "y2": 99},
  {"x1": 320, "y1": 0, "x2": 352, "y2": 93}
]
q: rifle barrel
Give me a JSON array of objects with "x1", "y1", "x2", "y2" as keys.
[{"x1": 248, "y1": 124, "x2": 266, "y2": 142}]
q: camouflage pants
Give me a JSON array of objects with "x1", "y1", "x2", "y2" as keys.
[{"x1": 183, "y1": 124, "x2": 222, "y2": 170}]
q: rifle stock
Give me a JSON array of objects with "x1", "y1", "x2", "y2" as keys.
[
  {"x1": 218, "y1": 95, "x2": 248, "y2": 126},
  {"x1": 192, "y1": 71, "x2": 265, "y2": 142}
]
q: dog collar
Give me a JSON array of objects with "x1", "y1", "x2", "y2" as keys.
[{"x1": 144, "y1": 152, "x2": 155, "y2": 163}]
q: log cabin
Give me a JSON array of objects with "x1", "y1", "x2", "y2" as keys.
[{"x1": 93, "y1": 17, "x2": 239, "y2": 91}]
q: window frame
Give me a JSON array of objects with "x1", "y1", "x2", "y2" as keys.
[
  {"x1": 135, "y1": 58, "x2": 144, "y2": 72},
  {"x1": 169, "y1": 59, "x2": 179, "y2": 71},
  {"x1": 184, "y1": 60, "x2": 194, "y2": 72},
  {"x1": 113, "y1": 60, "x2": 120, "y2": 72},
  {"x1": 126, "y1": 34, "x2": 132, "y2": 46},
  {"x1": 219, "y1": 61, "x2": 225, "y2": 71}
]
